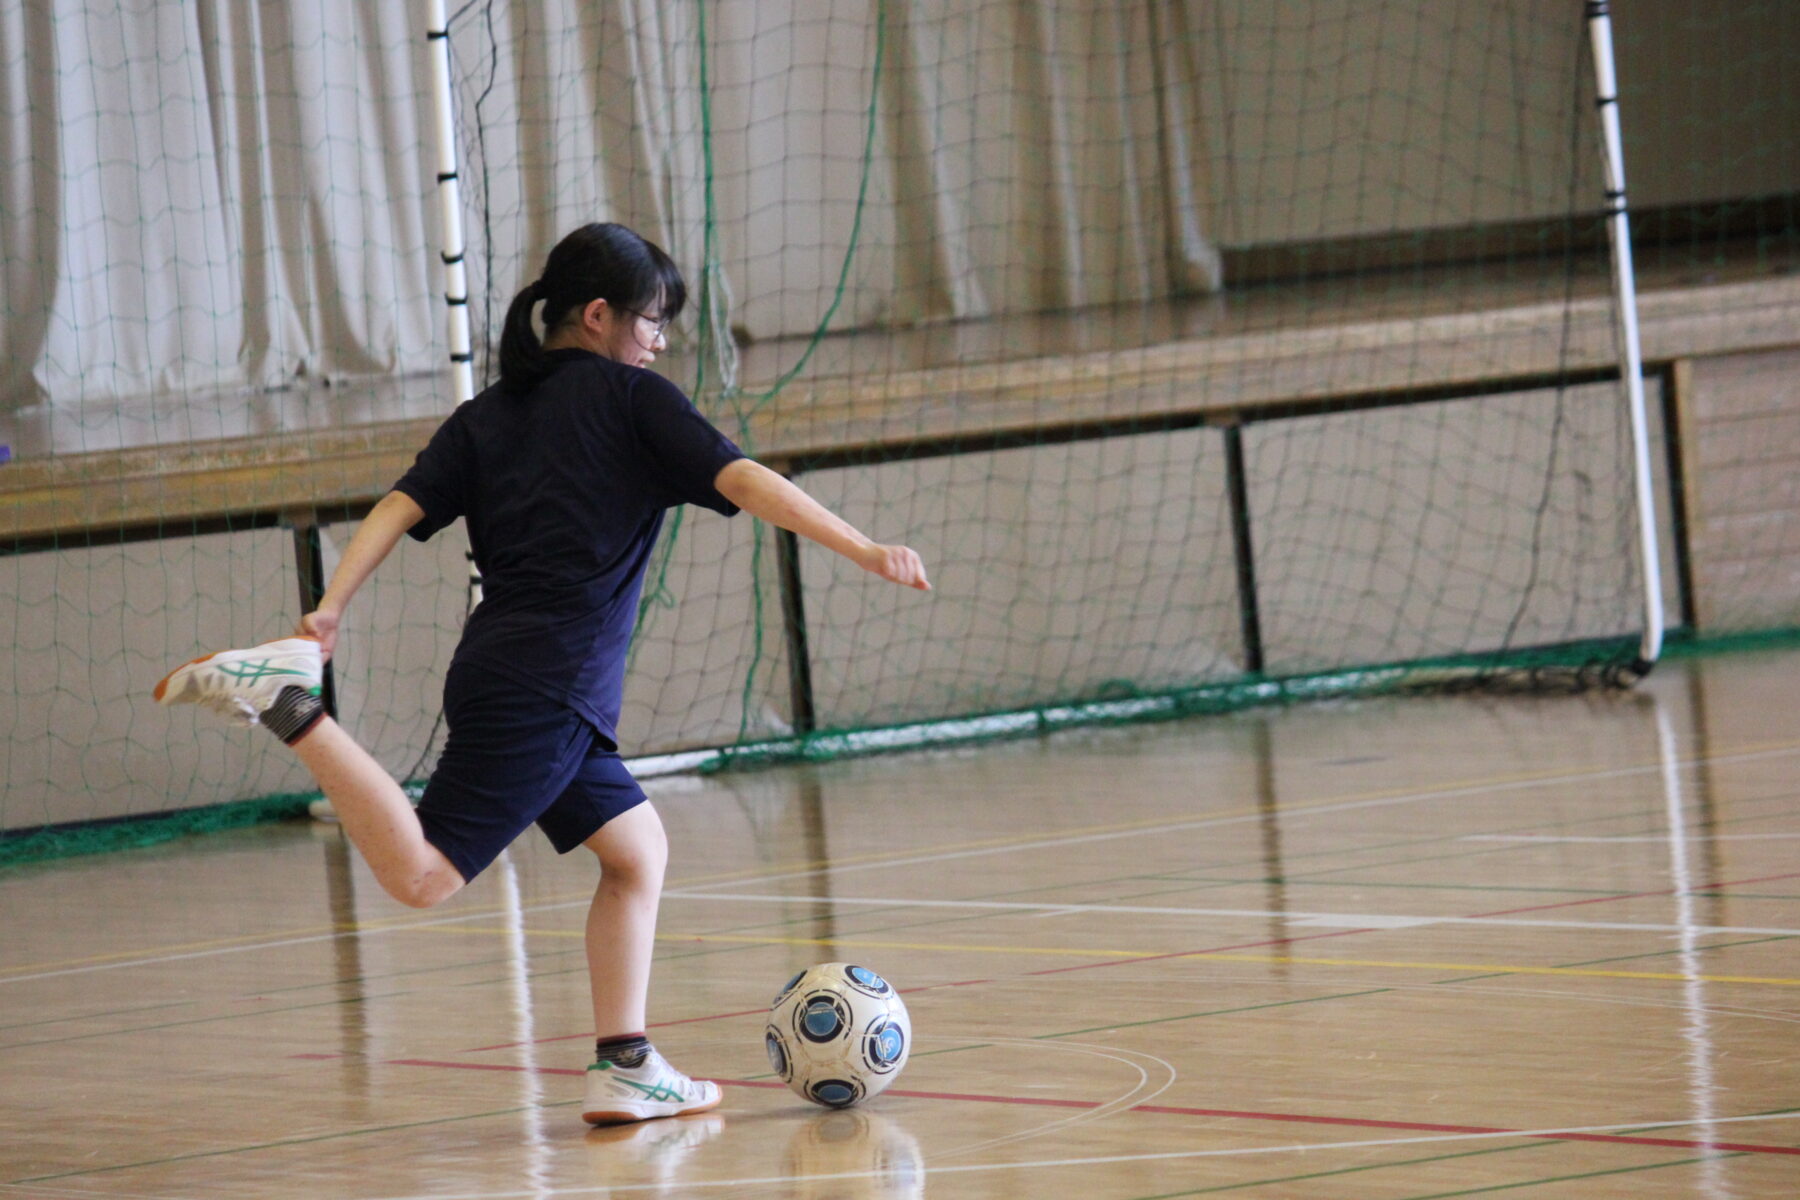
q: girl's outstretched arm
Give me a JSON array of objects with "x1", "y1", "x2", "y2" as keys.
[
  {"x1": 297, "y1": 490, "x2": 428, "y2": 658},
  {"x1": 714, "y1": 458, "x2": 930, "y2": 592}
]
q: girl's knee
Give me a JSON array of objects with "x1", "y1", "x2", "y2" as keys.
[
  {"x1": 588, "y1": 803, "x2": 667, "y2": 886},
  {"x1": 387, "y1": 867, "x2": 464, "y2": 909}
]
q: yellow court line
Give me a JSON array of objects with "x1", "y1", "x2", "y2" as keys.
[
  {"x1": 659, "y1": 745, "x2": 1797, "y2": 892},
  {"x1": 411, "y1": 925, "x2": 1800, "y2": 987},
  {"x1": 8, "y1": 734, "x2": 1799, "y2": 979}
]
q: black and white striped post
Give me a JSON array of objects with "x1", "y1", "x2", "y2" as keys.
[
  {"x1": 1585, "y1": 0, "x2": 1664, "y2": 673},
  {"x1": 426, "y1": 0, "x2": 481, "y2": 616},
  {"x1": 426, "y1": 0, "x2": 475, "y2": 409}
]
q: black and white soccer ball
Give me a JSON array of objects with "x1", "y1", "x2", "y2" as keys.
[{"x1": 765, "y1": 962, "x2": 911, "y2": 1108}]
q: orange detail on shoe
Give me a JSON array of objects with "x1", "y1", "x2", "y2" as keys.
[
  {"x1": 153, "y1": 650, "x2": 220, "y2": 702},
  {"x1": 151, "y1": 636, "x2": 319, "y2": 703}
]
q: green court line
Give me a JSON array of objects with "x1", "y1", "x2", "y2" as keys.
[
  {"x1": 1124, "y1": 1106, "x2": 1800, "y2": 1198},
  {"x1": 1558, "y1": 934, "x2": 1796, "y2": 969},
  {"x1": 9, "y1": 1100, "x2": 561, "y2": 1184},
  {"x1": 258, "y1": 945, "x2": 585, "y2": 995},
  {"x1": 1147, "y1": 875, "x2": 1641, "y2": 895},
  {"x1": 1040, "y1": 988, "x2": 1394, "y2": 1039},
  {"x1": 1392, "y1": 1153, "x2": 1741, "y2": 1199},
  {"x1": 0, "y1": 990, "x2": 408, "y2": 1053},
  {"x1": 1121, "y1": 1140, "x2": 1567, "y2": 1198},
  {"x1": 0, "y1": 998, "x2": 191, "y2": 1032},
  {"x1": 1145, "y1": 786, "x2": 1800, "y2": 890},
  {"x1": 1423, "y1": 934, "x2": 1799, "y2": 988}
]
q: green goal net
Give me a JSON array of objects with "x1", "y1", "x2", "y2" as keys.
[{"x1": 2, "y1": 1, "x2": 1797, "y2": 857}]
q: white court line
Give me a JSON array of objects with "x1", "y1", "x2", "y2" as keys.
[
  {"x1": 661, "y1": 889, "x2": 1800, "y2": 939},
  {"x1": 353, "y1": 1111, "x2": 1800, "y2": 1200},
  {"x1": 1465, "y1": 833, "x2": 1800, "y2": 843},
  {"x1": 672, "y1": 744, "x2": 1800, "y2": 893},
  {"x1": 7, "y1": 744, "x2": 1797, "y2": 987}
]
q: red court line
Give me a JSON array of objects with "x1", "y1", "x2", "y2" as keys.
[{"x1": 376, "y1": 1056, "x2": 1800, "y2": 1157}]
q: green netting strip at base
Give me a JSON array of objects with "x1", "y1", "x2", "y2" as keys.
[
  {"x1": 673, "y1": 634, "x2": 1649, "y2": 776},
  {"x1": 7, "y1": 627, "x2": 1797, "y2": 871},
  {"x1": 0, "y1": 791, "x2": 322, "y2": 871}
]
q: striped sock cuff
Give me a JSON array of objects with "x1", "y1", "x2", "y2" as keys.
[
  {"x1": 263, "y1": 686, "x2": 326, "y2": 746},
  {"x1": 595, "y1": 1034, "x2": 651, "y2": 1068}
]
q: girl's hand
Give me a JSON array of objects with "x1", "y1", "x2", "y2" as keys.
[
  {"x1": 297, "y1": 608, "x2": 343, "y2": 662},
  {"x1": 860, "y1": 544, "x2": 932, "y2": 591}
]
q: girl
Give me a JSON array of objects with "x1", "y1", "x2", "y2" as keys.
[{"x1": 156, "y1": 222, "x2": 930, "y2": 1125}]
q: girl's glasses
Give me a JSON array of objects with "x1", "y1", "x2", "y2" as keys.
[{"x1": 622, "y1": 308, "x2": 671, "y2": 344}]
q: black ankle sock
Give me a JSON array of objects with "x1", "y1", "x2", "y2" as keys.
[
  {"x1": 262, "y1": 685, "x2": 326, "y2": 746},
  {"x1": 595, "y1": 1033, "x2": 651, "y2": 1068}
]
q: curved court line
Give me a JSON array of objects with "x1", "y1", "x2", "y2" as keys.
[{"x1": 930, "y1": 1035, "x2": 1178, "y2": 1159}]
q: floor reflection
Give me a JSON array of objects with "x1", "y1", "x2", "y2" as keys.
[
  {"x1": 583, "y1": 1113, "x2": 727, "y2": 1195},
  {"x1": 783, "y1": 1109, "x2": 925, "y2": 1200}
]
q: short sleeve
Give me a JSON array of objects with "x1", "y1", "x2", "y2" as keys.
[
  {"x1": 626, "y1": 373, "x2": 746, "y2": 516},
  {"x1": 392, "y1": 406, "x2": 473, "y2": 540}
]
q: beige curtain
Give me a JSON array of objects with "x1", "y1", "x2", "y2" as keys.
[
  {"x1": 1, "y1": 0, "x2": 1223, "y2": 416},
  {"x1": 0, "y1": 1, "x2": 437, "y2": 412}
]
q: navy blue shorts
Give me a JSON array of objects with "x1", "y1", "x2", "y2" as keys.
[{"x1": 417, "y1": 662, "x2": 646, "y2": 883}]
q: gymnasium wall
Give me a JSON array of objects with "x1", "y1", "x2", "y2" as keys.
[{"x1": 2, "y1": 2, "x2": 1797, "y2": 834}]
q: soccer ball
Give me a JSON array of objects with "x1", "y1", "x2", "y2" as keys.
[{"x1": 765, "y1": 962, "x2": 911, "y2": 1108}]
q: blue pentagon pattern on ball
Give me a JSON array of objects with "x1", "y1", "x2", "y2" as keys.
[
  {"x1": 807, "y1": 1077, "x2": 867, "y2": 1109},
  {"x1": 795, "y1": 992, "x2": 851, "y2": 1043},
  {"x1": 841, "y1": 965, "x2": 894, "y2": 998},
  {"x1": 771, "y1": 970, "x2": 806, "y2": 1008},
  {"x1": 765, "y1": 1029, "x2": 790, "y2": 1080},
  {"x1": 860, "y1": 1015, "x2": 907, "y2": 1074}
]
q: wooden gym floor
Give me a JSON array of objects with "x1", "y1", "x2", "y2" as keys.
[{"x1": 2, "y1": 647, "x2": 1798, "y2": 1198}]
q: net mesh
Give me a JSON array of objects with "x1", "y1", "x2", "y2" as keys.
[{"x1": 3, "y1": 0, "x2": 1798, "y2": 860}]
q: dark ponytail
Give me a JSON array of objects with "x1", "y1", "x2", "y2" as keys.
[
  {"x1": 497, "y1": 278, "x2": 547, "y2": 392},
  {"x1": 496, "y1": 223, "x2": 688, "y2": 394}
]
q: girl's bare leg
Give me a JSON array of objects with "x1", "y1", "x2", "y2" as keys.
[
  {"x1": 581, "y1": 802, "x2": 668, "y2": 1038},
  {"x1": 290, "y1": 719, "x2": 464, "y2": 908}
]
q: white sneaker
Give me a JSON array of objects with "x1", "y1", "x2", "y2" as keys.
[
  {"x1": 154, "y1": 637, "x2": 323, "y2": 727},
  {"x1": 582, "y1": 1049, "x2": 722, "y2": 1126}
]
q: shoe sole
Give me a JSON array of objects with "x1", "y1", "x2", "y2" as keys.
[
  {"x1": 153, "y1": 636, "x2": 322, "y2": 704},
  {"x1": 581, "y1": 1092, "x2": 723, "y2": 1127}
]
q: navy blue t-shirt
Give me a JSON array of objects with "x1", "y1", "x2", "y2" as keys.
[{"x1": 392, "y1": 349, "x2": 744, "y2": 747}]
